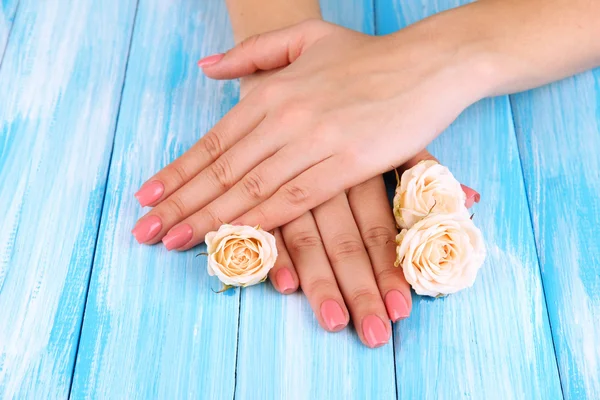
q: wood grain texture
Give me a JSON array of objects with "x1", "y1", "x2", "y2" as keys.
[
  {"x1": 69, "y1": 1, "x2": 241, "y2": 399},
  {"x1": 233, "y1": 2, "x2": 399, "y2": 400},
  {"x1": 0, "y1": 0, "x2": 18, "y2": 60},
  {"x1": 376, "y1": 1, "x2": 563, "y2": 399},
  {"x1": 511, "y1": 70, "x2": 600, "y2": 399},
  {"x1": 0, "y1": 0, "x2": 136, "y2": 397}
]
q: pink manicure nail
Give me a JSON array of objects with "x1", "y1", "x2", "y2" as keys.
[
  {"x1": 162, "y1": 224, "x2": 193, "y2": 250},
  {"x1": 135, "y1": 181, "x2": 164, "y2": 207},
  {"x1": 197, "y1": 53, "x2": 225, "y2": 67},
  {"x1": 276, "y1": 269, "x2": 295, "y2": 294},
  {"x1": 385, "y1": 290, "x2": 410, "y2": 322},
  {"x1": 461, "y1": 184, "x2": 481, "y2": 208},
  {"x1": 320, "y1": 300, "x2": 346, "y2": 332},
  {"x1": 132, "y1": 215, "x2": 162, "y2": 243},
  {"x1": 362, "y1": 315, "x2": 389, "y2": 348}
]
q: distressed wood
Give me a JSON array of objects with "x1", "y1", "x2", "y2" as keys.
[
  {"x1": 69, "y1": 1, "x2": 241, "y2": 399},
  {"x1": 0, "y1": 0, "x2": 136, "y2": 397},
  {"x1": 511, "y1": 70, "x2": 600, "y2": 399},
  {"x1": 0, "y1": 0, "x2": 18, "y2": 59},
  {"x1": 233, "y1": 2, "x2": 398, "y2": 400},
  {"x1": 376, "y1": 1, "x2": 563, "y2": 399}
]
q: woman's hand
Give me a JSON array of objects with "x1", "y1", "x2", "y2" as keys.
[{"x1": 132, "y1": 18, "x2": 488, "y2": 249}]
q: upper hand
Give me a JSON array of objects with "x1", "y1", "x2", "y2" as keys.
[{"x1": 132, "y1": 19, "x2": 486, "y2": 250}]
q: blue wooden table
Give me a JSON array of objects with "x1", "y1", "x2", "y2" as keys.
[{"x1": 1, "y1": 0, "x2": 599, "y2": 399}]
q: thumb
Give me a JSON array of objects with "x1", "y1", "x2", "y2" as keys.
[
  {"x1": 399, "y1": 149, "x2": 481, "y2": 208},
  {"x1": 198, "y1": 19, "x2": 335, "y2": 80}
]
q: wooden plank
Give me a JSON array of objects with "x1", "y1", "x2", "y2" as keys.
[
  {"x1": 0, "y1": 0, "x2": 137, "y2": 397},
  {"x1": 69, "y1": 1, "x2": 241, "y2": 399},
  {"x1": 233, "y1": 2, "x2": 398, "y2": 400},
  {"x1": 0, "y1": 0, "x2": 18, "y2": 59},
  {"x1": 376, "y1": 1, "x2": 564, "y2": 399},
  {"x1": 511, "y1": 70, "x2": 600, "y2": 399}
]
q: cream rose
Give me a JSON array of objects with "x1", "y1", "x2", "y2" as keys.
[
  {"x1": 393, "y1": 160, "x2": 468, "y2": 229},
  {"x1": 395, "y1": 212, "x2": 486, "y2": 297},
  {"x1": 205, "y1": 224, "x2": 278, "y2": 288}
]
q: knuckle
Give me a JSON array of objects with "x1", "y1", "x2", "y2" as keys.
[
  {"x1": 164, "y1": 196, "x2": 187, "y2": 219},
  {"x1": 201, "y1": 133, "x2": 224, "y2": 160},
  {"x1": 375, "y1": 268, "x2": 402, "y2": 286},
  {"x1": 240, "y1": 172, "x2": 266, "y2": 201},
  {"x1": 282, "y1": 184, "x2": 311, "y2": 207},
  {"x1": 240, "y1": 34, "x2": 261, "y2": 53},
  {"x1": 288, "y1": 232, "x2": 323, "y2": 253},
  {"x1": 329, "y1": 235, "x2": 364, "y2": 264},
  {"x1": 208, "y1": 157, "x2": 234, "y2": 190},
  {"x1": 204, "y1": 207, "x2": 222, "y2": 228},
  {"x1": 168, "y1": 163, "x2": 190, "y2": 184},
  {"x1": 349, "y1": 287, "x2": 380, "y2": 308},
  {"x1": 304, "y1": 277, "x2": 337, "y2": 297},
  {"x1": 362, "y1": 225, "x2": 396, "y2": 250}
]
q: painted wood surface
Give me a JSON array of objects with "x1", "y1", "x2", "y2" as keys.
[
  {"x1": 69, "y1": 1, "x2": 241, "y2": 399},
  {"x1": 511, "y1": 70, "x2": 600, "y2": 399},
  {"x1": 0, "y1": 0, "x2": 18, "y2": 60},
  {"x1": 1, "y1": 0, "x2": 598, "y2": 399},
  {"x1": 233, "y1": 2, "x2": 400, "y2": 400},
  {"x1": 377, "y1": 1, "x2": 563, "y2": 399},
  {"x1": 0, "y1": 0, "x2": 137, "y2": 398}
]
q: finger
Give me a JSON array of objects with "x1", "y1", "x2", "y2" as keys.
[
  {"x1": 281, "y1": 212, "x2": 349, "y2": 332},
  {"x1": 159, "y1": 137, "x2": 330, "y2": 250},
  {"x1": 400, "y1": 149, "x2": 480, "y2": 208},
  {"x1": 133, "y1": 93, "x2": 265, "y2": 208},
  {"x1": 200, "y1": 20, "x2": 336, "y2": 80},
  {"x1": 233, "y1": 154, "x2": 358, "y2": 231},
  {"x1": 348, "y1": 176, "x2": 411, "y2": 323},
  {"x1": 133, "y1": 118, "x2": 286, "y2": 245},
  {"x1": 312, "y1": 194, "x2": 391, "y2": 348},
  {"x1": 268, "y1": 228, "x2": 299, "y2": 294}
]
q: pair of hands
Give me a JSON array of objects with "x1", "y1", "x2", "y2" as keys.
[{"x1": 132, "y1": 20, "x2": 480, "y2": 347}]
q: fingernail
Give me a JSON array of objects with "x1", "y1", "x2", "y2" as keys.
[
  {"x1": 461, "y1": 184, "x2": 481, "y2": 208},
  {"x1": 385, "y1": 290, "x2": 410, "y2": 322},
  {"x1": 362, "y1": 315, "x2": 389, "y2": 348},
  {"x1": 320, "y1": 300, "x2": 346, "y2": 332},
  {"x1": 132, "y1": 215, "x2": 162, "y2": 243},
  {"x1": 162, "y1": 224, "x2": 193, "y2": 250},
  {"x1": 135, "y1": 181, "x2": 164, "y2": 207},
  {"x1": 276, "y1": 269, "x2": 295, "y2": 294},
  {"x1": 197, "y1": 53, "x2": 224, "y2": 67}
]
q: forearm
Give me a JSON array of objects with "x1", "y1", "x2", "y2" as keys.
[
  {"x1": 410, "y1": 0, "x2": 600, "y2": 97},
  {"x1": 225, "y1": 0, "x2": 321, "y2": 43}
]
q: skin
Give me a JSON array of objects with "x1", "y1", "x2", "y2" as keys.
[{"x1": 132, "y1": 0, "x2": 600, "y2": 345}]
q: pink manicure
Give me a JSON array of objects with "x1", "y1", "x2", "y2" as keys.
[
  {"x1": 276, "y1": 269, "x2": 295, "y2": 294},
  {"x1": 162, "y1": 224, "x2": 193, "y2": 250},
  {"x1": 461, "y1": 184, "x2": 481, "y2": 208},
  {"x1": 385, "y1": 290, "x2": 410, "y2": 322},
  {"x1": 197, "y1": 53, "x2": 224, "y2": 67},
  {"x1": 132, "y1": 215, "x2": 162, "y2": 243},
  {"x1": 320, "y1": 300, "x2": 346, "y2": 332},
  {"x1": 362, "y1": 315, "x2": 389, "y2": 348},
  {"x1": 135, "y1": 181, "x2": 164, "y2": 207}
]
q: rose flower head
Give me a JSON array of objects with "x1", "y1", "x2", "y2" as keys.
[
  {"x1": 394, "y1": 160, "x2": 468, "y2": 229},
  {"x1": 395, "y1": 212, "x2": 486, "y2": 297},
  {"x1": 205, "y1": 224, "x2": 278, "y2": 289}
]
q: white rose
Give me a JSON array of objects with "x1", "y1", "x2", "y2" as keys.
[
  {"x1": 393, "y1": 160, "x2": 468, "y2": 229},
  {"x1": 205, "y1": 224, "x2": 278, "y2": 288},
  {"x1": 395, "y1": 212, "x2": 486, "y2": 297}
]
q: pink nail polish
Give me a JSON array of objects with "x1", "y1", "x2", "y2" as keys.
[
  {"x1": 385, "y1": 290, "x2": 410, "y2": 322},
  {"x1": 162, "y1": 224, "x2": 193, "y2": 250},
  {"x1": 132, "y1": 215, "x2": 162, "y2": 243},
  {"x1": 461, "y1": 184, "x2": 481, "y2": 208},
  {"x1": 320, "y1": 300, "x2": 346, "y2": 332},
  {"x1": 135, "y1": 181, "x2": 164, "y2": 207},
  {"x1": 276, "y1": 269, "x2": 295, "y2": 294},
  {"x1": 362, "y1": 315, "x2": 389, "y2": 348},
  {"x1": 197, "y1": 53, "x2": 224, "y2": 67}
]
